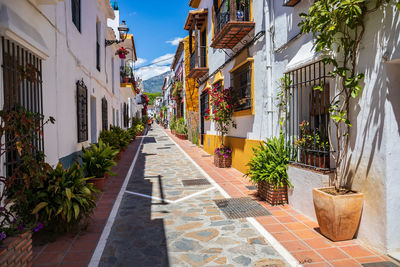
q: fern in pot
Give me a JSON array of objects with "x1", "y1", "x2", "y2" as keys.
[
  {"x1": 81, "y1": 140, "x2": 118, "y2": 191},
  {"x1": 245, "y1": 134, "x2": 294, "y2": 205}
]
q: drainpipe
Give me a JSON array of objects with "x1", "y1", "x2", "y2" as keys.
[{"x1": 264, "y1": 0, "x2": 274, "y2": 138}]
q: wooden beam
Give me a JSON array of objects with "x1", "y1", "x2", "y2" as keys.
[
  {"x1": 194, "y1": 17, "x2": 199, "y2": 69},
  {"x1": 230, "y1": 0, "x2": 236, "y2": 22}
]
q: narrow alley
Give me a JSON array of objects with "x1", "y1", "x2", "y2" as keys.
[{"x1": 95, "y1": 125, "x2": 288, "y2": 266}]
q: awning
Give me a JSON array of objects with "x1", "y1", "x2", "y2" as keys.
[
  {"x1": 285, "y1": 40, "x2": 320, "y2": 72},
  {"x1": 0, "y1": 4, "x2": 49, "y2": 58}
]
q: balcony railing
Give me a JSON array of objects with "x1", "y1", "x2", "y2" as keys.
[
  {"x1": 189, "y1": 46, "x2": 208, "y2": 78},
  {"x1": 215, "y1": 0, "x2": 250, "y2": 35},
  {"x1": 211, "y1": 0, "x2": 254, "y2": 49}
]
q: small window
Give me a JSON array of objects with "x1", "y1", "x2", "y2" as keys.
[
  {"x1": 96, "y1": 20, "x2": 101, "y2": 71},
  {"x1": 102, "y1": 97, "x2": 108, "y2": 130},
  {"x1": 71, "y1": 0, "x2": 81, "y2": 32},
  {"x1": 77, "y1": 80, "x2": 88, "y2": 143},
  {"x1": 231, "y1": 63, "x2": 251, "y2": 111}
]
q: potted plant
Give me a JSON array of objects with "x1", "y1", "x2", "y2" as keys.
[
  {"x1": 169, "y1": 116, "x2": 177, "y2": 135},
  {"x1": 115, "y1": 46, "x2": 129, "y2": 59},
  {"x1": 245, "y1": 134, "x2": 294, "y2": 205},
  {"x1": 236, "y1": 0, "x2": 249, "y2": 21},
  {"x1": 295, "y1": 121, "x2": 330, "y2": 169},
  {"x1": 175, "y1": 118, "x2": 188, "y2": 140},
  {"x1": 120, "y1": 66, "x2": 132, "y2": 83},
  {"x1": 81, "y1": 140, "x2": 118, "y2": 191},
  {"x1": 0, "y1": 107, "x2": 54, "y2": 266},
  {"x1": 298, "y1": 0, "x2": 399, "y2": 241},
  {"x1": 206, "y1": 85, "x2": 236, "y2": 168}
]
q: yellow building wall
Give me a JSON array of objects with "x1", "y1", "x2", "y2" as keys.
[
  {"x1": 184, "y1": 36, "x2": 199, "y2": 112},
  {"x1": 203, "y1": 134, "x2": 263, "y2": 174}
]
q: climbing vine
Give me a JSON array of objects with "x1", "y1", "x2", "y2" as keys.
[{"x1": 299, "y1": 0, "x2": 399, "y2": 192}]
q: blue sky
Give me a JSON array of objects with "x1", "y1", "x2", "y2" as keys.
[{"x1": 116, "y1": 0, "x2": 191, "y2": 80}]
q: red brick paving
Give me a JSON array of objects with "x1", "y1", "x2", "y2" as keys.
[
  {"x1": 32, "y1": 134, "x2": 143, "y2": 266},
  {"x1": 164, "y1": 128, "x2": 399, "y2": 267}
]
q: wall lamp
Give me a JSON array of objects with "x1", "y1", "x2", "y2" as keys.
[{"x1": 105, "y1": 20, "x2": 129, "y2": 47}]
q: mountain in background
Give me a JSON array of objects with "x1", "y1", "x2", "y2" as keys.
[{"x1": 142, "y1": 71, "x2": 172, "y2": 93}]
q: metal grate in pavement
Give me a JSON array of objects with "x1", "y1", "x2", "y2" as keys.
[
  {"x1": 214, "y1": 197, "x2": 271, "y2": 219},
  {"x1": 157, "y1": 147, "x2": 171, "y2": 149},
  {"x1": 182, "y1": 179, "x2": 211, "y2": 186},
  {"x1": 362, "y1": 262, "x2": 399, "y2": 267},
  {"x1": 246, "y1": 185, "x2": 258, "y2": 191},
  {"x1": 201, "y1": 155, "x2": 212, "y2": 157}
]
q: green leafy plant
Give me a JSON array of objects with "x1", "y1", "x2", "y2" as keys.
[
  {"x1": 110, "y1": 126, "x2": 131, "y2": 149},
  {"x1": 169, "y1": 116, "x2": 177, "y2": 131},
  {"x1": 81, "y1": 140, "x2": 118, "y2": 178},
  {"x1": 120, "y1": 66, "x2": 132, "y2": 78},
  {"x1": 176, "y1": 118, "x2": 187, "y2": 135},
  {"x1": 299, "y1": 0, "x2": 399, "y2": 192},
  {"x1": 99, "y1": 129, "x2": 120, "y2": 150},
  {"x1": 31, "y1": 162, "x2": 98, "y2": 232},
  {"x1": 0, "y1": 107, "x2": 55, "y2": 242},
  {"x1": 245, "y1": 134, "x2": 294, "y2": 188}
]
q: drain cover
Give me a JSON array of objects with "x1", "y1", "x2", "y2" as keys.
[
  {"x1": 182, "y1": 179, "x2": 211, "y2": 186},
  {"x1": 362, "y1": 262, "x2": 399, "y2": 267},
  {"x1": 201, "y1": 155, "x2": 212, "y2": 157},
  {"x1": 214, "y1": 197, "x2": 271, "y2": 219},
  {"x1": 246, "y1": 185, "x2": 258, "y2": 190},
  {"x1": 157, "y1": 147, "x2": 170, "y2": 149}
]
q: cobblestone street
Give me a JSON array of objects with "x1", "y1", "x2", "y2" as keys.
[{"x1": 97, "y1": 125, "x2": 288, "y2": 267}]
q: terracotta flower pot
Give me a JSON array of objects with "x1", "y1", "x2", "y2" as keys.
[
  {"x1": 104, "y1": 173, "x2": 110, "y2": 179},
  {"x1": 118, "y1": 54, "x2": 126, "y2": 59},
  {"x1": 123, "y1": 77, "x2": 129, "y2": 83},
  {"x1": 214, "y1": 153, "x2": 232, "y2": 168},
  {"x1": 0, "y1": 232, "x2": 32, "y2": 266},
  {"x1": 116, "y1": 152, "x2": 122, "y2": 161},
  {"x1": 313, "y1": 187, "x2": 364, "y2": 241},
  {"x1": 88, "y1": 177, "x2": 105, "y2": 191},
  {"x1": 257, "y1": 181, "x2": 288, "y2": 206}
]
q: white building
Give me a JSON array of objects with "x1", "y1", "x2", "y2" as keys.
[
  {"x1": 0, "y1": 0, "x2": 137, "y2": 167},
  {"x1": 186, "y1": 0, "x2": 400, "y2": 256}
]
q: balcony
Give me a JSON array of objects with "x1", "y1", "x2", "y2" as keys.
[
  {"x1": 188, "y1": 46, "x2": 208, "y2": 78},
  {"x1": 211, "y1": 0, "x2": 255, "y2": 49}
]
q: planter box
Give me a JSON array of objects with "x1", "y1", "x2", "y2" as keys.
[
  {"x1": 313, "y1": 187, "x2": 364, "y2": 241},
  {"x1": 87, "y1": 177, "x2": 105, "y2": 191},
  {"x1": 301, "y1": 152, "x2": 330, "y2": 169},
  {"x1": 214, "y1": 153, "x2": 232, "y2": 168},
  {"x1": 258, "y1": 180, "x2": 288, "y2": 206},
  {"x1": 0, "y1": 232, "x2": 32, "y2": 267},
  {"x1": 175, "y1": 133, "x2": 187, "y2": 140}
]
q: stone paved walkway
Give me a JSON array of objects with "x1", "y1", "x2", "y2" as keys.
[{"x1": 97, "y1": 125, "x2": 289, "y2": 267}]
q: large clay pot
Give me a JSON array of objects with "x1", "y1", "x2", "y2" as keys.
[
  {"x1": 88, "y1": 177, "x2": 105, "y2": 191},
  {"x1": 313, "y1": 187, "x2": 364, "y2": 241}
]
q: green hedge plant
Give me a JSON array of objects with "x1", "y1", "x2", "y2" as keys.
[
  {"x1": 31, "y1": 162, "x2": 98, "y2": 232},
  {"x1": 81, "y1": 140, "x2": 118, "y2": 178},
  {"x1": 245, "y1": 134, "x2": 294, "y2": 188}
]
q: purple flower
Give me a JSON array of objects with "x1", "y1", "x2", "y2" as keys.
[
  {"x1": 0, "y1": 207, "x2": 5, "y2": 212},
  {"x1": 18, "y1": 223, "x2": 24, "y2": 232},
  {"x1": 33, "y1": 222, "x2": 44, "y2": 233},
  {"x1": 0, "y1": 232, "x2": 6, "y2": 241}
]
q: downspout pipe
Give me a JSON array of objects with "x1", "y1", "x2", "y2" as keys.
[{"x1": 265, "y1": 0, "x2": 274, "y2": 139}]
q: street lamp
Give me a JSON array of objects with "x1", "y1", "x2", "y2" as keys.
[{"x1": 105, "y1": 20, "x2": 129, "y2": 47}]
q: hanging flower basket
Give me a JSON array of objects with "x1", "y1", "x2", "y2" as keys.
[{"x1": 115, "y1": 47, "x2": 129, "y2": 59}]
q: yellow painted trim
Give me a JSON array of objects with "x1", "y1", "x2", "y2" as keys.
[
  {"x1": 234, "y1": 109, "x2": 252, "y2": 117},
  {"x1": 189, "y1": 0, "x2": 200, "y2": 8},
  {"x1": 202, "y1": 133, "x2": 262, "y2": 174},
  {"x1": 213, "y1": 71, "x2": 224, "y2": 85},
  {"x1": 250, "y1": 0, "x2": 253, "y2": 21},
  {"x1": 229, "y1": 58, "x2": 254, "y2": 73}
]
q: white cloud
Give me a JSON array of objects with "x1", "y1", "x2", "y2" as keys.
[
  {"x1": 166, "y1": 37, "x2": 184, "y2": 46},
  {"x1": 135, "y1": 58, "x2": 147, "y2": 66},
  {"x1": 136, "y1": 65, "x2": 170, "y2": 80},
  {"x1": 151, "y1": 53, "x2": 174, "y2": 65}
]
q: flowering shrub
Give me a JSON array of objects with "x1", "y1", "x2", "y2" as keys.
[
  {"x1": 205, "y1": 85, "x2": 236, "y2": 147},
  {"x1": 215, "y1": 145, "x2": 232, "y2": 159},
  {"x1": 295, "y1": 120, "x2": 329, "y2": 153}
]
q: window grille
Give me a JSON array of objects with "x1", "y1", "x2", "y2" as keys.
[
  {"x1": 200, "y1": 90, "x2": 209, "y2": 117},
  {"x1": 76, "y1": 79, "x2": 88, "y2": 143},
  {"x1": 1, "y1": 37, "x2": 44, "y2": 177},
  {"x1": 101, "y1": 97, "x2": 108, "y2": 130},
  {"x1": 231, "y1": 63, "x2": 251, "y2": 111},
  {"x1": 285, "y1": 60, "x2": 331, "y2": 170},
  {"x1": 96, "y1": 21, "x2": 101, "y2": 71},
  {"x1": 123, "y1": 103, "x2": 129, "y2": 128},
  {"x1": 71, "y1": 0, "x2": 81, "y2": 32}
]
